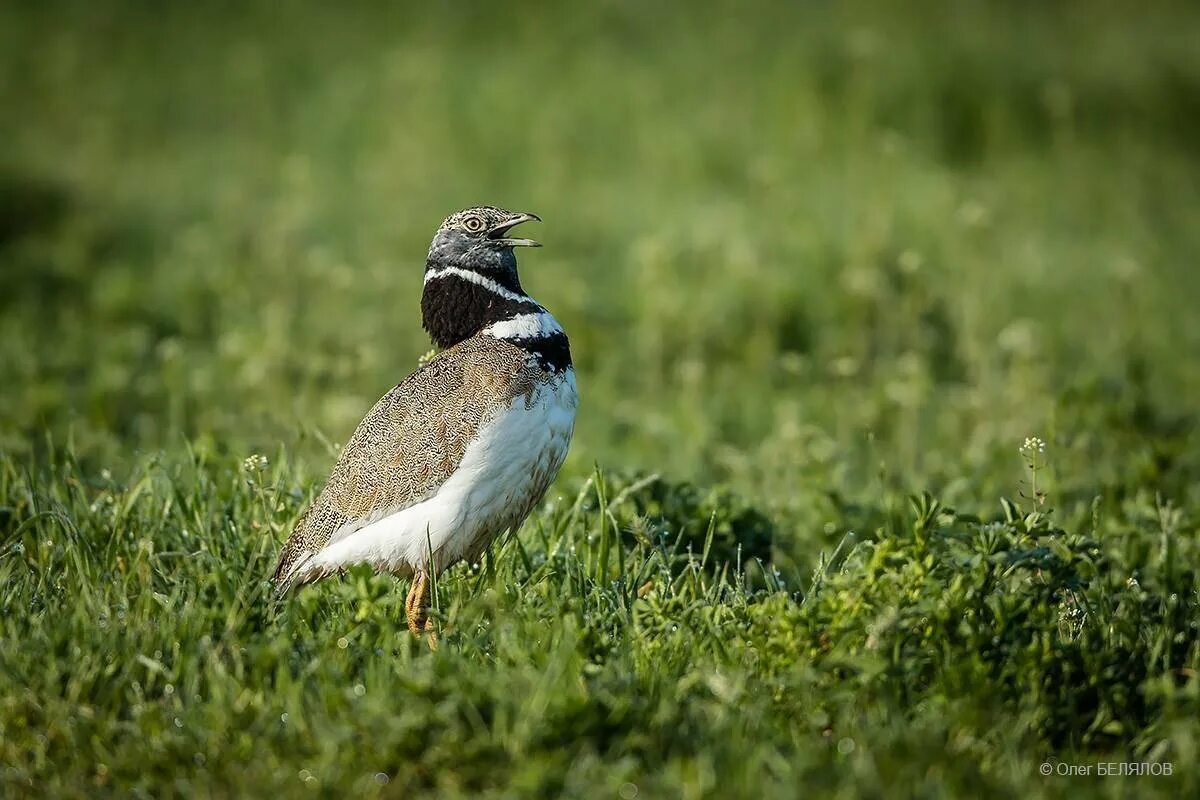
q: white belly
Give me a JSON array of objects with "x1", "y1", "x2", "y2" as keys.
[{"x1": 302, "y1": 367, "x2": 577, "y2": 577}]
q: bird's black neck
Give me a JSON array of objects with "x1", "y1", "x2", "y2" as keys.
[
  {"x1": 420, "y1": 263, "x2": 573, "y2": 373},
  {"x1": 421, "y1": 264, "x2": 541, "y2": 349}
]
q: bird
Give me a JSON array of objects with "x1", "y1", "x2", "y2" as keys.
[{"x1": 272, "y1": 206, "x2": 577, "y2": 634}]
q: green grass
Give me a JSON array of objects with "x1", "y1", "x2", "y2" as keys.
[{"x1": 2, "y1": 1, "x2": 1199, "y2": 796}]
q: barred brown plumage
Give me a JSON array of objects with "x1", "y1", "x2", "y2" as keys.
[{"x1": 271, "y1": 337, "x2": 540, "y2": 587}]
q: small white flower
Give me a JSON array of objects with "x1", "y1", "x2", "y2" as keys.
[
  {"x1": 242, "y1": 454, "x2": 268, "y2": 471},
  {"x1": 1020, "y1": 436, "x2": 1046, "y2": 455},
  {"x1": 417, "y1": 348, "x2": 439, "y2": 367}
]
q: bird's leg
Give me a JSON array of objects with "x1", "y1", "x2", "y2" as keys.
[
  {"x1": 405, "y1": 570, "x2": 439, "y2": 645},
  {"x1": 405, "y1": 570, "x2": 430, "y2": 634}
]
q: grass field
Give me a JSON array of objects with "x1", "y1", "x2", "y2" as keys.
[{"x1": 2, "y1": 1, "x2": 1200, "y2": 797}]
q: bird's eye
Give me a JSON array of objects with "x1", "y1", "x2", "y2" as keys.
[{"x1": 463, "y1": 216, "x2": 485, "y2": 233}]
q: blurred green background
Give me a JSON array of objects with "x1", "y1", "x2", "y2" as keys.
[
  {"x1": 2, "y1": 2, "x2": 1200, "y2": 795},
  {"x1": 4, "y1": 0, "x2": 1200, "y2": 527}
]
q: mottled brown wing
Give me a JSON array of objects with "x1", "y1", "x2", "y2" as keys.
[{"x1": 272, "y1": 337, "x2": 536, "y2": 588}]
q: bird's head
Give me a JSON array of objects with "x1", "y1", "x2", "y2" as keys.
[
  {"x1": 426, "y1": 206, "x2": 541, "y2": 278},
  {"x1": 421, "y1": 206, "x2": 544, "y2": 347}
]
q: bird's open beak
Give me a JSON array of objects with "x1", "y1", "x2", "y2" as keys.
[{"x1": 488, "y1": 212, "x2": 542, "y2": 248}]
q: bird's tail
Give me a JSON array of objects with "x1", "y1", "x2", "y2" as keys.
[{"x1": 271, "y1": 548, "x2": 314, "y2": 598}]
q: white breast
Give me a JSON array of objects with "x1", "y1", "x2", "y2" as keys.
[{"x1": 301, "y1": 366, "x2": 578, "y2": 578}]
